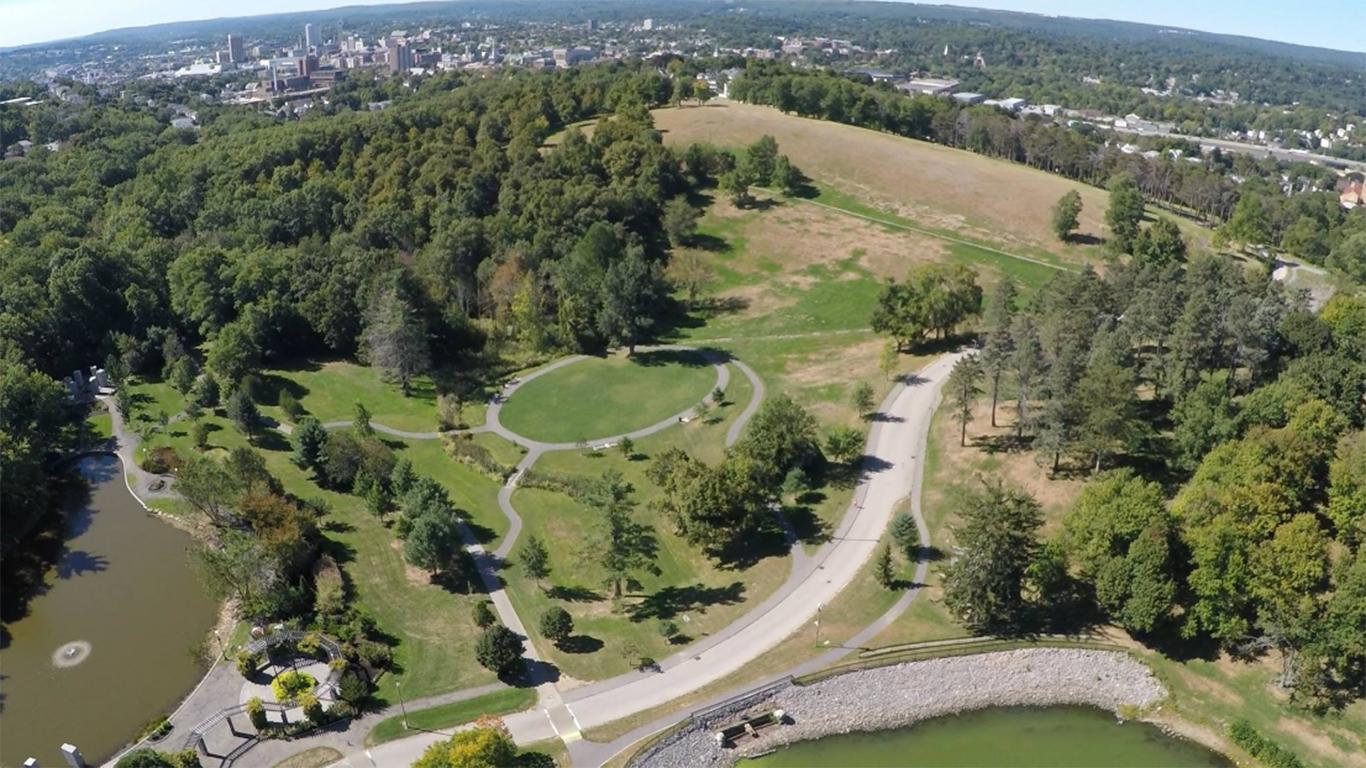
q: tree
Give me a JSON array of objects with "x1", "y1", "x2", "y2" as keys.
[
  {"x1": 278, "y1": 389, "x2": 303, "y2": 422},
  {"x1": 404, "y1": 508, "x2": 461, "y2": 575},
  {"x1": 735, "y1": 394, "x2": 819, "y2": 486},
  {"x1": 225, "y1": 389, "x2": 259, "y2": 444},
  {"x1": 192, "y1": 529, "x2": 278, "y2": 618},
  {"x1": 662, "y1": 197, "x2": 699, "y2": 247},
  {"x1": 193, "y1": 420, "x2": 210, "y2": 451},
  {"x1": 353, "y1": 401, "x2": 373, "y2": 436},
  {"x1": 942, "y1": 480, "x2": 1043, "y2": 634},
  {"x1": 1132, "y1": 218, "x2": 1187, "y2": 268},
  {"x1": 521, "y1": 534, "x2": 551, "y2": 586},
  {"x1": 824, "y1": 426, "x2": 863, "y2": 464},
  {"x1": 1105, "y1": 174, "x2": 1145, "y2": 253},
  {"x1": 1251, "y1": 513, "x2": 1329, "y2": 686},
  {"x1": 597, "y1": 252, "x2": 664, "y2": 354},
  {"x1": 475, "y1": 625, "x2": 525, "y2": 678},
  {"x1": 114, "y1": 388, "x2": 133, "y2": 420},
  {"x1": 390, "y1": 457, "x2": 418, "y2": 497},
  {"x1": 193, "y1": 373, "x2": 220, "y2": 409},
  {"x1": 619, "y1": 436, "x2": 636, "y2": 459},
  {"x1": 177, "y1": 455, "x2": 241, "y2": 527},
  {"x1": 207, "y1": 317, "x2": 260, "y2": 390},
  {"x1": 879, "y1": 341, "x2": 899, "y2": 381},
  {"x1": 743, "y1": 135, "x2": 779, "y2": 186},
  {"x1": 1075, "y1": 356, "x2": 1145, "y2": 472},
  {"x1": 413, "y1": 722, "x2": 518, "y2": 768},
  {"x1": 539, "y1": 606, "x2": 574, "y2": 645},
  {"x1": 1051, "y1": 189, "x2": 1082, "y2": 241},
  {"x1": 1170, "y1": 371, "x2": 1238, "y2": 471},
  {"x1": 979, "y1": 279, "x2": 1017, "y2": 427},
  {"x1": 772, "y1": 154, "x2": 801, "y2": 195},
  {"x1": 364, "y1": 281, "x2": 430, "y2": 395},
  {"x1": 871, "y1": 264, "x2": 982, "y2": 350},
  {"x1": 1064, "y1": 470, "x2": 1176, "y2": 634},
  {"x1": 1220, "y1": 193, "x2": 1271, "y2": 249},
  {"x1": 115, "y1": 748, "x2": 201, "y2": 768},
  {"x1": 1327, "y1": 231, "x2": 1366, "y2": 283},
  {"x1": 720, "y1": 170, "x2": 751, "y2": 208},
  {"x1": 946, "y1": 354, "x2": 984, "y2": 447},
  {"x1": 875, "y1": 542, "x2": 896, "y2": 588},
  {"x1": 850, "y1": 381, "x2": 874, "y2": 418},
  {"x1": 293, "y1": 417, "x2": 329, "y2": 473},
  {"x1": 1327, "y1": 431, "x2": 1366, "y2": 546},
  {"x1": 890, "y1": 511, "x2": 920, "y2": 559},
  {"x1": 473, "y1": 600, "x2": 496, "y2": 629},
  {"x1": 585, "y1": 471, "x2": 659, "y2": 597},
  {"x1": 1010, "y1": 314, "x2": 1044, "y2": 436},
  {"x1": 666, "y1": 250, "x2": 713, "y2": 308}
]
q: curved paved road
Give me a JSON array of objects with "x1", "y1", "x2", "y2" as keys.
[{"x1": 347, "y1": 351, "x2": 963, "y2": 767}]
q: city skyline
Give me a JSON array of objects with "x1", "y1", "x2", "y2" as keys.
[{"x1": 0, "y1": 0, "x2": 1363, "y2": 52}]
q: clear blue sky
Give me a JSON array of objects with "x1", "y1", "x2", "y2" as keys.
[{"x1": 0, "y1": 0, "x2": 1362, "y2": 52}]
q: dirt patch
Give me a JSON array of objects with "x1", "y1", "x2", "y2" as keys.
[
  {"x1": 781, "y1": 337, "x2": 887, "y2": 426},
  {"x1": 934, "y1": 399, "x2": 1086, "y2": 533}
]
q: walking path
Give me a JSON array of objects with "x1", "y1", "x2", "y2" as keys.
[{"x1": 346, "y1": 351, "x2": 963, "y2": 767}]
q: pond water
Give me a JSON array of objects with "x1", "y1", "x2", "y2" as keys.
[
  {"x1": 0, "y1": 455, "x2": 218, "y2": 767},
  {"x1": 746, "y1": 705, "x2": 1232, "y2": 767}
]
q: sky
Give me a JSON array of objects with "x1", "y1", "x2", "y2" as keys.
[{"x1": 0, "y1": 0, "x2": 1363, "y2": 52}]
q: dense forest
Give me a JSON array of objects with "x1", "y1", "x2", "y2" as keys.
[
  {"x1": 0, "y1": 63, "x2": 697, "y2": 542},
  {"x1": 729, "y1": 65, "x2": 1366, "y2": 276}
]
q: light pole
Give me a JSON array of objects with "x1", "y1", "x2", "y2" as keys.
[
  {"x1": 814, "y1": 602, "x2": 823, "y2": 646},
  {"x1": 397, "y1": 681, "x2": 409, "y2": 730}
]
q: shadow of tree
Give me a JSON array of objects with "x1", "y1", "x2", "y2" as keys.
[
  {"x1": 557, "y1": 635, "x2": 604, "y2": 654},
  {"x1": 546, "y1": 584, "x2": 605, "y2": 602},
  {"x1": 626, "y1": 581, "x2": 745, "y2": 621}
]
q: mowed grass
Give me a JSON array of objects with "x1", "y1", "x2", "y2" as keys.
[
  {"x1": 365, "y1": 687, "x2": 537, "y2": 746},
  {"x1": 125, "y1": 379, "x2": 499, "y2": 701},
  {"x1": 256, "y1": 360, "x2": 444, "y2": 432},
  {"x1": 502, "y1": 372, "x2": 796, "y2": 681},
  {"x1": 498, "y1": 349, "x2": 718, "y2": 443}
]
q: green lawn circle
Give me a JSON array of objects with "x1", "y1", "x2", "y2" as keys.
[{"x1": 499, "y1": 350, "x2": 719, "y2": 443}]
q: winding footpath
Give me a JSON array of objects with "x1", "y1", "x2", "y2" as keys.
[{"x1": 338, "y1": 350, "x2": 962, "y2": 767}]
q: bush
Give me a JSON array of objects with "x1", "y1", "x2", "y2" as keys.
[
  {"x1": 476, "y1": 625, "x2": 525, "y2": 677},
  {"x1": 338, "y1": 669, "x2": 369, "y2": 706},
  {"x1": 444, "y1": 435, "x2": 513, "y2": 480},
  {"x1": 539, "y1": 607, "x2": 573, "y2": 644},
  {"x1": 245, "y1": 696, "x2": 268, "y2": 730},
  {"x1": 299, "y1": 691, "x2": 325, "y2": 724},
  {"x1": 519, "y1": 467, "x2": 593, "y2": 499},
  {"x1": 278, "y1": 389, "x2": 305, "y2": 421},
  {"x1": 658, "y1": 619, "x2": 679, "y2": 642},
  {"x1": 115, "y1": 748, "x2": 202, "y2": 768},
  {"x1": 890, "y1": 511, "x2": 920, "y2": 559},
  {"x1": 473, "y1": 600, "x2": 497, "y2": 629},
  {"x1": 1227, "y1": 720, "x2": 1304, "y2": 768},
  {"x1": 270, "y1": 670, "x2": 317, "y2": 704},
  {"x1": 357, "y1": 639, "x2": 393, "y2": 671},
  {"x1": 437, "y1": 393, "x2": 466, "y2": 430},
  {"x1": 141, "y1": 446, "x2": 183, "y2": 474},
  {"x1": 295, "y1": 632, "x2": 322, "y2": 658},
  {"x1": 235, "y1": 651, "x2": 262, "y2": 677}
]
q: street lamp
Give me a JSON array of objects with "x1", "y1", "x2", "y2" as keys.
[
  {"x1": 814, "y1": 602, "x2": 823, "y2": 645},
  {"x1": 397, "y1": 680, "x2": 409, "y2": 730}
]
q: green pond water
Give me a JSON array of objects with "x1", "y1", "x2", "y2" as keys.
[
  {"x1": 0, "y1": 455, "x2": 217, "y2": 767},
  {"x1": 746, "y1": 706, "x2": 1233, "y2": 767}
]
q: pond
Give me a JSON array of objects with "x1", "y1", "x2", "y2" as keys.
[
  {"x1": 0, "y1": 454, "x2": 218, "y2": 767},
  {"x1": 746, "y1": 705, "x2": 1232, "y2": 767}
]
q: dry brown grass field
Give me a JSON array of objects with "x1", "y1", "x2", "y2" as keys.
[{"x1": 651, "y1": 101, "x2": 1214, "y2": 260}]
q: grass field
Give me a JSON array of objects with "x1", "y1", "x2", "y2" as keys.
[
  {"x1": 365, "y1": 687, "x2": 537, "y2": 746},
  {"x1": 498, "y1": 350, "x2": 718, "y2": 443},
  {"x1": 272, "y1": 747, "x2": 343, "y2": 768},
  {"x1": 651, "y1": 102, "x2": 1213, "y2": 260},
  {"x1": 255, "y1": 360, "x2": 446, "y2": 432}
]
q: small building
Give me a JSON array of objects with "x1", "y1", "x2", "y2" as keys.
[
  {"x1": 951, "y1": 92, "x2": 985, "y2": 105},
  {"x1": 1340, "y1": 178, "x2": 1365, "y2": 209}
]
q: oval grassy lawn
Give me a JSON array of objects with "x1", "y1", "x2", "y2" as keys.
[{"x1": 500, "y1": 350, "x2": 718, "y2": 443}]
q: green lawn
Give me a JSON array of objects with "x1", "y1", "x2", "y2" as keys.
[
  {"x1": 398, "y1": 437, "x2": 509, "y2": 546},
  {"x1": 256, "y1": 361, "x2": 445, "y2": 432},
  {"x1": 365, "y1": 687, "x2": 537, "y2": 746},
  {"x1": 498, "y1": 350, "x2": 719, "y2": 443}
]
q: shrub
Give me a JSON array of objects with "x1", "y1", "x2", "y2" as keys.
[
  {"x1": 192, "y1": 421, "x2": 210, "y2": 451},
  {"x1": 245, "y1": 696, "x2": 268, "y2": 730},
  {"x1": 278, "y1": 389, "x2": 305, "y2": 421},
  {"x1": 357, "y1": 639, "x2": 393, "y2": 670},
  {"x1": 295, "y1": 632, "x2": 322, "y2": 658},
  {"x1": 437, "y1": 393, "x2": 465, "y2": 430},
  {"x1": 1227, "y1": 720, "x2": 1304, "y2": 768},
  {"x1": 473, "y1": 600, "x2": 497, "y2": 629},
  {"x1": 141, "y1": 446, "x2": 182, "y2": 474},
  {"x1": 539, "y1": 607, "x2": 573, "y2": 644},
  {"x1": 299, "y1": 691, "x2": 325, "y2": 724},
  {"x1": 519, "y1": 467, "x2": 593, "y2": 499},
  {"x1": 444, "y1": 435, "x2": 513, "y2": 480},
  {"x1": 338, "y1": 669, "x2": 369, "y2": 706},
  {"x1": 235, "y1": 651, "x2": 262, "y2": 677},
  {"x1": 270, "y1": 670, "x2": 317, "y2": 704},
  {"x1": 115, "y1": 748, "x2": 202, "y2": 768},
  {"x1": 658, "y1": 619, "x2": 679, "y2": 642}
]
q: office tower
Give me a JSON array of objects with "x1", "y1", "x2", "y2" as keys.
[
  {"x1": 227, "y1": 33, "x2": 244, "y2": 63},
  {"x1": 305, "y1": 23, "x2": 318, "y2": 49}
]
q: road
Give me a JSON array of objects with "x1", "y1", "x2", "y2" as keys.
[
  {"x1": 1103, "y1": 122, "x2": 1366, "y2": 172},
  {"x1": 347, "y1": 351, "x2": 963, "y2": 767}
]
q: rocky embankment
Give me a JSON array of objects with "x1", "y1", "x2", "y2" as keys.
[{"x1": 632, "y1": 648, "x2": 1166, "y2": 767}]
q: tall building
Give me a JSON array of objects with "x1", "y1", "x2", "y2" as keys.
[
  {"x1": 642, "y1": 18, "x2": 654, "y2": 30},
  {"x1": 389, "y1": 43, "x2": 413, "y2": 73},
  {"x1": 227, "y1": 33, "x2": 244, "y2": 63},
  {"x1": 304, "y1": 23, "x2": 318, "y2": 50}
]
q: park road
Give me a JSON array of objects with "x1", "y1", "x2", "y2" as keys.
[{"x1": 345, "y1": 351, "x2": 962, "y2": 766}]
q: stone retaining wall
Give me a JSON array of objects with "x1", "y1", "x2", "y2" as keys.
[{"x1": 632, "y1": 649, "x2": 1166, "y2": 768}]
